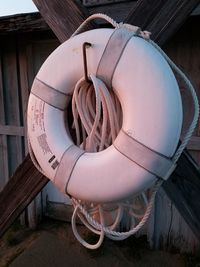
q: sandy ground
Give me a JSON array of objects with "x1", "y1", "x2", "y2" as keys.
[{"x1": 0, "y1": 219, "x2": 199, "y2": 267}]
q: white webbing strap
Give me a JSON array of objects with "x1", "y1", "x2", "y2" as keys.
[
  {"x1": 54, "y1": 145, "x2": 85, "y2": 193},
  {"x1": 96, "y1": 28, "x2": 135, "y2": 88},
  {"x1": 32, "y1": 78, "x2": 70, "y2": 110},
  {"x1": 114, "y1": 130, "x2": 176, "y2": 180}
]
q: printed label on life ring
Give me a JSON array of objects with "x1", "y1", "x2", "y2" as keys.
[
  {"x1": 29, "y1": 96, "x2": 60, "y2": 170},
  {"x1": 33, "y1": 99, "x2": 45, "y2": 132},
  {"x1": 37, "y1": 133, "x2": 52, "y2": 155}
]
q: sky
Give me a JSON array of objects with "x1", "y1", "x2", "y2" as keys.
[{"x1": 0, "y1": 0, "x2": 38, "y2": 17}]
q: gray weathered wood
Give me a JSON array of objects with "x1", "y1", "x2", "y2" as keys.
[
  {"x1": 125, "y1": 0, "x2": 200, "y2": 45},
  {"x1": 82, "y1": 0, "x2": 129, "y2": 6},
  {"x1": 187, "y1": 136, "x2": 200, "y2": 151},
  {"x1": 18, "y1": 42, "x2": 31, "y2": 153},
  {"x1": 0, "y1": 125, "x2": 25, "y2": 136},
  {"x1": 0, "y1": 48, "x2": 9, "y2": 190},
  {"x1": 18, "y1": 41, "x2": 39, "y2": 229},
  {"x1": 163, "y1": 151, "x2": 200, "y2": 241},
  {"x1": 0, "y1": 13, "x2": 49, "y2": 34},
  {"x1": 0, "y1": 0, "x2": 89, "y2": 236},
  {"x1": 0, "y1": 154, "x2": 48, "y2": 236},
  {"x1": 2, "y1": 40, "x2": 24, "y2": 175},
  {"x1": 32, "y1": 0, "x2": 93, "y2": 42}
]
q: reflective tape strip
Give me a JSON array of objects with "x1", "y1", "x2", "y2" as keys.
[
  {"x1": 96, "y1": 28, "x2": 134, "y2": 88},
  {"x1": 114, "y1": 130, "x2": 176, "y2": 180},
  {"x1": 53, "y1": 145, "x2": 85, "y2": 194},
  {"x1": 31, "y1": 78, "x2": 70, "y2": 110}
]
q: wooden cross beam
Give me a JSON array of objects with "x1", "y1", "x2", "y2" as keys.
[{"x1": 0, "y1": 0, "x2": 200, "y2": 239}]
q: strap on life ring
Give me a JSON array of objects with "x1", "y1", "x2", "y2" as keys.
[{"x1": 96, "y1": 28, "x2": 134, "y2": 88}]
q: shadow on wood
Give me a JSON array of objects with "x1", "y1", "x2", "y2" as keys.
[
  {"x1": 164, "y1": 150, "x2": 200, "y2": 240},
  {"x1": 0, "y1": 154, "x2": 48, "y2": 237}
]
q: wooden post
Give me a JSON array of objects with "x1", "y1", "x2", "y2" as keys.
[
  {"x1": 0, "y1": 155, "x2": 48, "y2": 236},
  {"x1": 125, "y1": 0, "x2": 200, "y2": 45},
  {"x1": 0, "y1": 0, "x2": 200, "y2": 239},
  {"x1": 32, "y1": 0, "x2": 94, "y2": 42}
]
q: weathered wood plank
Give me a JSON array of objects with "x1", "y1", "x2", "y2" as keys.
[
  {"x1": 32, "y1": 0, "x2": 92, "y2": 42},
  {"x1": 125, "y1": 0, "x2": 200, "y2": 45},
  {"x1": 0, "y1": 13, "x2": 49, "y2": 34},
  {"x1": 0, "y1": 0, "x2": 199, "y2": 241},
  {"x1": 163, "y1": 150, "x2": 200, "y2": 241},
  {"x1": 0, "y1": 0, "x2": 89, "y2": 237},
  {"x1": 88, "y1": 1, "x2": 137, "y2": 22},
  {"x1": 0, "y1": 154, "x2": 48, "y2": 236},
  {"x1": 18, "y1": 42, "x2": 31, "y2": 153},
  {"x1": 125, "y1": 0, "x2": 167, "y2": 29},
  {"x1": 45, "y1": 201, "x2": 74, "y2": 223},
  {"x1": 0, "y1": 125, "x2": 25, "y2": 136},
  {"x1": 148, "y1": 0, "x2": 200, "y2": 45},
  {"x1": 1, "y1": 40, "x2": 24, "y2": 176},
  {"x1": 187, "y1": 136, "x2": 200, "y2": 151},
  {"x1": 2, "y1": 37, "x2": 27, "y2": 224},
  {"x1": 0, "y1": 47, "x2": 9, "y2": 190},
  {"x1": 153, "y1": 186, "x2": 199, "y2": 252},
  {"x1": 82, "y1": 0, "x2": 130, "y2": 6}
]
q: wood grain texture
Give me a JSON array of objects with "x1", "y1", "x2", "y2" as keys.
[
  {"x1": 0, "y1": 154, "x2": 48, "y2": 236},
  {"x1": 125, "y1": 0, "x2": 167, "y2": 29},
  {"x1": 0, "y1": 0, "x2": 89, "y2": 237},
  {"x1": 0, "y1": 13, "x2": 49, "y2": 34},
  {"x1": 0, "y1": 48, "x2": 9, "y2": 190},
  {"x1": 1, "y1": 40, "x2": 24, "y2": 176},
  {"x1": 152, "y1": 186, "x2": 199, "y2": 252},
  {"x1": 187, "y1": 137, "x2": 200, "y2": 151},
  {"x1": 18, "y1": 42, "x2": 31, "y2": 153},
  {"x1": 164, "y1": 151, "x2": 200, "y2": 241},
  {"x1": 148, "y1": 0, "x2": 200, "y2": 45},
  {"x1": 32, "y1": 0, "x2": 93, "y2": 42},
  {"x1": 0, "y1": 125, "x2": 25, "y2": 136},
  {"x1": 125, "y1": 0, "x2": 200, "y2": 45}
]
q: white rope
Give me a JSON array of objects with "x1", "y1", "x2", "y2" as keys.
[
  {"x1": 70, "y1": 73, "x2": 160, "y2": 248},
  {"x1": 28, "y1": 13, "x2": 199, "y2": 249}
]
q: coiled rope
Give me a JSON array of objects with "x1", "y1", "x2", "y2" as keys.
[{"x1": 28, "y1": 13, "x2": 199, "y2": 249}]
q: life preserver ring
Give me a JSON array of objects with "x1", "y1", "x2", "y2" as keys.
[{"x1": 27, "y1": 28, "x2": 183, "y2": 203}]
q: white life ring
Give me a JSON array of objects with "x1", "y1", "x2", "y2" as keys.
[{"x1": 27, "y1": 28, "x2": 183, "y2": 203}]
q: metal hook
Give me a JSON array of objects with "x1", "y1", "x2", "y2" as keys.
[{"x1": 82, "y1": 42, "x2": 92, "y2": 83}]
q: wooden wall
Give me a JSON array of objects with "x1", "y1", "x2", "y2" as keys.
[
  {"x1": 0, "y1": 31, "x2": 59, "y2": 226},
  {"x1": 146, "y1": 16, "x2": 200, "y2": 253},
  {"x1": 0, "y1": 14, "x2": 200, "y2": 252}
]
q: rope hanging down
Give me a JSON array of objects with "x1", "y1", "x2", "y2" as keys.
[{"x1": 28, "y1": 13, "x2": 199, "y2": 249}]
